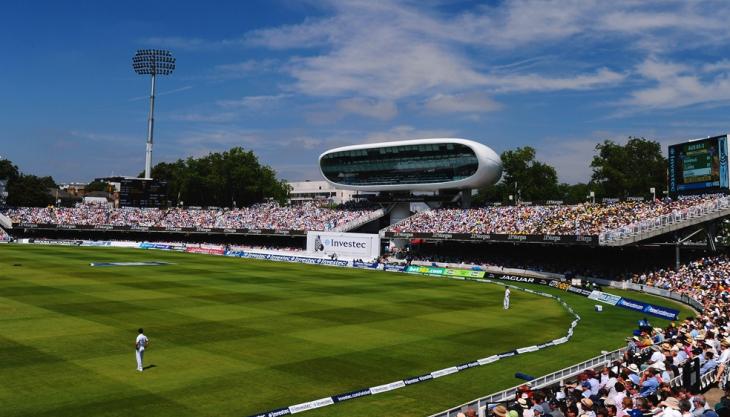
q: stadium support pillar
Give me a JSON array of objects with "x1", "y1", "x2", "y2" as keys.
[
  {"x1": 675, "y1": 234, "x2": 681, "y2": 271},
  {"x1": 389, "y1": 202, "x2": 412, "y2": 249},
  {"x1": 705, "y1": 223, "x2": 718, "y2": 252},
  {"x1": 461, "y1": 189, "x2": 472, "y2": 208},
  {"x1": 389, "y1": 202, "x2": 411, "y2": 225}
]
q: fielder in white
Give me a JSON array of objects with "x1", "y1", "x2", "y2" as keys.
[
  {"x1": 135, "y1": 328, "x2": 149, "y2": 372},
  {"x1": 503, "y1": 286, "x2": 510, "y2": 310}
]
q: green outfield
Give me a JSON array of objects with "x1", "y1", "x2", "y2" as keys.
[{"x1": 0, "y1": 245, "x2": 693, "y2": 417}]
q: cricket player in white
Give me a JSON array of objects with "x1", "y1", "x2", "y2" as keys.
[
  {"x1": 135, "y1": 328, "x2": 149, "y2": 372},
  {"x1": 503, "y1": 286, "x2": 510, "y2": 310}
]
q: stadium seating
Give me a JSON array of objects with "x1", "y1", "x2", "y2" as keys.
[
  {"x1": 441, "y1": 255, "x2": 729, "y2": 417},
  {"x1": 387, "y1": 195, "x2": 724, "y2": 237},
  {"x1": 2, "y1": 202, "x2": 377, "y2": 232}
]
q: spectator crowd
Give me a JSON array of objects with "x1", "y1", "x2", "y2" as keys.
[
  {"x1": 457, "y1": 254, "x2": 730, "y2": 417},
  {"x1": 632, "y1": 256, "x2": 730, "y2": 310},
  {"x1": 388, "y1": 196, "x2": 724, "y2": 237},
  {"x1": 3, "y1": 202, "x2": 376, "y2": 232}
]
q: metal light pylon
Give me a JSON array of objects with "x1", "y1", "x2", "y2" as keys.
[{"x1": 132, "y1": 49, "x2": 176, "y2": 179}]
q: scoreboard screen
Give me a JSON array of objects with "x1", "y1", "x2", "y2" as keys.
[
  {"x1": 668, "y1": 135, "x2": 729, "y2": 194},
  {"x1": 119, "y1": 178, "x2": 168, "y2": 208}
]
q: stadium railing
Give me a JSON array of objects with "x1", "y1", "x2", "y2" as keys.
[
  {"x1": 0, "y1": 212, "x2": 12, "y2": 229},
  {"x1": 599, "y1": 196, "x2": 730, "y2": 245},
  {"x1": 428, "y1": 347, "x2": 627, "y2": 417},
  {"x1": 667, "y1": 369, "x2": 716, "y2": 391},
  {"x1": 331, "y1": 207, "x2": 387, "y2": 232}
]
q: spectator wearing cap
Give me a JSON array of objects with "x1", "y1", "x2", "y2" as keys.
[
  {"x1": 580, "y1": 398, "x2": 596, "y2": 417},
  {"x1": 625, "y1": 364, "x2": 641, "y2": 386},
  {"x1": 513, "y1": 397, "x2": 530, "y2": 417},
  {"x1": 661, "y1": 397, "x2": 682, "y2": 417},
  {"x1": 493, "y1": 405, "x2": 509, "y2": 417},
  {"x1": 650, "y1": 361, "x2": 671, "y2": 382},
  {"x1": 644, "y1": 344, "x2": 668, "y2": 370},
  {"x1": 674, "y1": 344, "x2": 689, "y2": 366},
  {"x1": 533, "y1": 405, "x2": 548, "y2": 417}
]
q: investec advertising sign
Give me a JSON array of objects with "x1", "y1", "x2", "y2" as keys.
[{"x1": 306, "y1": 232, "x2": 380, "y2": 259}]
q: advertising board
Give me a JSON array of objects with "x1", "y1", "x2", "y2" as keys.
[
  {"x1": 306, "y1": 231, "x2": 380, "y2": 259},
  {"x1": 383, "y1": 231, "x2": 598, "y2": 245}
]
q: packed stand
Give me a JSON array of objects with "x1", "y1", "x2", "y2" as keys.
[
  {"x1": 632, "y1": 255, "x2": 730, "y2": 318},
  {"x1": 454, "y1": 254, "x2": 730, "y2": 417},
  {"x1": 3, "y1": 202, "x2": 376, "y2": 232},
  {"x1": 387, "y1": 196, "x2": 725, "y2": 236},
  {"x1": 461, "y1": 312, "x2": 730, "y2": 417}
]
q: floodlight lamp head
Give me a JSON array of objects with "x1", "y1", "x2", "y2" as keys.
[{"x1": 131, "y1": 49, "x2": 176, "y2": 76}]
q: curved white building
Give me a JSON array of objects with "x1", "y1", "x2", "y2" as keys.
[{"x1": 319, "y1": 138, "x2": 502, "y2": 191}]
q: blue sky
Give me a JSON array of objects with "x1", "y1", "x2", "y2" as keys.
[{"x1": 2, "y1": 0, "x2": 730, "y2": 184}]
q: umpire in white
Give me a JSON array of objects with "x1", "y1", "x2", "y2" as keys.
[{"x1": 135, "y1": 328, "x2": 149, "y2": 372}]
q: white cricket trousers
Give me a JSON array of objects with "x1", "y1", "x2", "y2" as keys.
[
  {"x1": 504, "y1": 297, "x2": 510, "y2": 309},
  {"x1": 136, "y1": 348, "x2": 145, "y2": 370}
]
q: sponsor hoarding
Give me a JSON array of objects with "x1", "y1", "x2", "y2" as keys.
[
  {"x1": 588, "y1": 290, "x2": 622, "y2": 306},
  {"x1": 383, "y1": 231, "x2": 599, "y2": 245},
  {"x1": 306, "y1": 231, "x2": 380, "y2": 259},
  {"x1": 185, "y1": 246, "x2": 226, "y2": 256}
]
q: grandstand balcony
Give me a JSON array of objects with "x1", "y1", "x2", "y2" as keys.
[{"x1": 599, "y1": 195, "x2": 730, "y2": 246}]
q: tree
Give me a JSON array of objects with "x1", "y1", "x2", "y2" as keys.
[
  {"x1": 493, "y1": 147, "x2": 560, "y2": 202},
  {"x1": 0, "y1": 159, "x2": 19, "y2": 181},
  {"x1": 590, "y1": 137, "x2": 666, "y2": 198},
  {"x1": 85, "y1": 180, "x2": 110, "y2": 193},
  {"x1": 147, "y1": 147, "x2": 290, "y2": 207},
  {"x1": 558, "y1": 183, "x2": 591, "y2": 204},
  {"x1": 474, "y1": 147, "x2": 561, "y2": 203},
  {"x1": 6, "y1": 174, "x2": 56, "y2": 207}
]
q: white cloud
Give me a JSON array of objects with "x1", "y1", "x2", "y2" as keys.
[
  {"x1": 362, "y1": 125, "x2": 458, "y2": 144},
  {"x1": 208, "y1": 59, "x2": 278, "y2": 80},
  {"x1": 536, "y1": 138, "x2": 599, "y2": 184},
  {"x1": 168, "y1": 112, "x2": 238, "y2": 123},
  {"x1": 623, "y1": 58, "x2": 730, "y2": 109},
  {"x1": 141, "y1": 36, "x2": 245, "y2": 50},
  {"x1": 335, "y1": 98, "x2": 398, "y2": 120},
  {"x1": 703, "y1": 60, "x2": 730, "y2": 73},
  {"x1": 128, "y1": 85, "x2": 193, "y2": 102},
  {"x1": 245, "y1": 17, "x2": 339, "y2": 49},
  {"x1": 216, "y1": 94, "x2": 288, "y2": 109},
  {"x1": 248, "y1": 0, "x2": 629, "y2": 101},
  {"x1": 424, "y1": 92, "x2": 501, "y2": 113}
]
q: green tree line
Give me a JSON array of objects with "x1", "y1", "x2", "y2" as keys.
[
  {"x1": 474, "y1": 137, "x2": 667, "y2": 204},
  {"x1": 144, "y1": 147, "x2": 290, "y2": 207},
  {"x1": 0, "y1": 159, "x2": 57, "y2": 207},
  {"x1": 1, "y1": 138, "x2": 666, "y2": 207}
]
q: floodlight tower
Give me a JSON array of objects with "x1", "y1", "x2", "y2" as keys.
[{"x1": 132, "y1": 49, "x2": 176, "y2": 179}]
